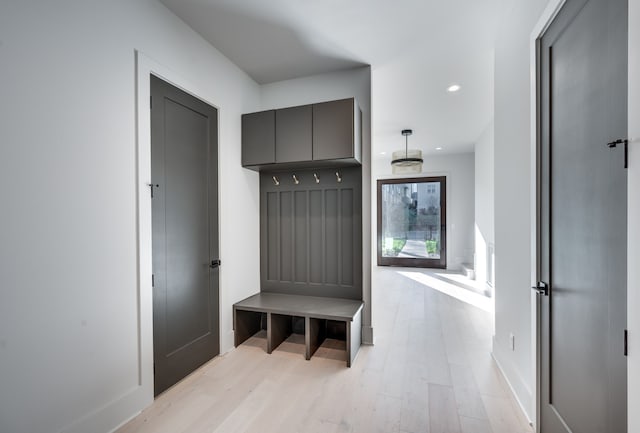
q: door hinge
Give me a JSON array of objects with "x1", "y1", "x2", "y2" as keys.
[
  {"x1": 606, "y1": 138, "x2": 629, "y2": 168},
  {"x1": 624, "y1": 329, "x2": 628, "y2": 357},
  {"x1": 150, "y1": 95, "x2": 152, "y2": 110},
  {"x1": 152, "y1": 274, "x2": 154, "y2": 287}
]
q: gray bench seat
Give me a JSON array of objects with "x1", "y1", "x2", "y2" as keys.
[{"x1": 233, "y1": 292, "x2": 363, "y2": 367}]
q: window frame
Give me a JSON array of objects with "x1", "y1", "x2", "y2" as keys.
[{"x1": 376, "y1": 176, "x2": 447, "y2": 269}]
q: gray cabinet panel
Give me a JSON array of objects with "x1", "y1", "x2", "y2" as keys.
[
  {"x1": 260, "y1": 167, "x2": 362, "y2": 300},
  {"x1": 325, "y1": 189, "x2": 338, "y2": 285},
  {"x1": 341, "y1": 189, "x2": 354, "y2": 286},
  {"x1": 309, "y1": 190, "x2": 323, "y2": 285},
  {"x1": 294, "y1": 191, "x2": 308, "y2": 282},
  {"x1": 280, "y1": 191, "x2": 293, "y2": 282},
  {"x1": 313, "y1": 98, "x2": 356, "y2": 161},
  {"x1": 242, "y1": 110, "x2": 275, "y2": 166},
  {"x1": 276, "y1": 105, "x2": 312, "y2": 163},
  {"x1": 266, "y1": 192, "x2": 278, "y2": 281}
]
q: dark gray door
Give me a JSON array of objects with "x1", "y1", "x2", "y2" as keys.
[
  {"x1": 539, "y1": 0, "x2": 627, "y2": 431},
  {"x1": 151, "y1": 75, "x2": 219, "y2": 396}
]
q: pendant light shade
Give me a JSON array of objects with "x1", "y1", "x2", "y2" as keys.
[{"x1": 391, "y1": 129, "x2": 423, "y2": 174}]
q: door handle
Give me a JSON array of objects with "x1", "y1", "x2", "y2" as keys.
[
  {"x1": 210, "y1": 259, "x2": 221, "y2": 269},
  {"x1": 532, "y1": 281, "x2": 549, "y2": 296},
  {"x1": 606, "y1": 138, "x2": 629, "y2": 168}
]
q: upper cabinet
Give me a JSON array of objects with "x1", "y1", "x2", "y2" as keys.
[
  {"x1": 313, "y1": 98, "x2": 360, "y2": 162},
  {"x1": 241, "y1": 110, "x2": 275, "y2": 166},
  {"x1": 242, "y1": 97, "x2": 361, "y2": 171},
  {"x1": 275, "y1": 105, "x2": 312, "y2": 163}
]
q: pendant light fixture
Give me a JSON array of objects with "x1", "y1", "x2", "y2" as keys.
[{"x1": 391, "y1": 129, "x2": 423, "y2": 174}]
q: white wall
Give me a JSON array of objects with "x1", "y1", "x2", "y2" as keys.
[
  {"x1": 259, "y1": 67, "x2": 373, "y2": 343},
  {"x1": 474, "y1": 120, "x2": 495, "y2": 287},
  {"x1": 493, "y1": 0, "x2": 550, "y2": 421},
  {"x1": 372, "y1": 152, "x2": 475, "y2": 272},
  {"x1": 0, "y1": 1, "x2": 261, "y2": 433},
  {"x1": 628, "y1": 0, "x2": 640, "y2": 431}
]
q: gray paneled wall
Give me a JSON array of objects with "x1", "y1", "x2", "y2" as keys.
[{"x1": 260, "y1": 167, "x2": 362, "y2": 300}]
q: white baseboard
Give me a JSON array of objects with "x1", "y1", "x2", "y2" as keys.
[{"x1": 492, "y1": 337, "x2": 534, "y2": 427}]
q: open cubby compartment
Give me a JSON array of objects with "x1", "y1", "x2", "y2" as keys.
[
  {"x1": 233, "y1": 309, "x2": 267, "y2": 347},
  {"x1": 269, "y1": 314, "x2": 304, "y2": 354}
]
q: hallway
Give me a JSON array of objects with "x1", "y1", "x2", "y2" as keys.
[{"x1": 118, "y1": 267, "x2": 532, "y2": 433}]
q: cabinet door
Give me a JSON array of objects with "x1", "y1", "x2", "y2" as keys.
[
  {"x1": 312, "y1": 98, "x2": 355, "y2": 161},
  {"x1": 275, "y1": 105, "x2": 312, "y2": 163},
  {"x1": 242, "y1": 110, "x2": 275, "y2": 166}
]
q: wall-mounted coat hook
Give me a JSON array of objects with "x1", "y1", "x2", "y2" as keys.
[
  {"x1": 313, "y1": 173, "x2": 320, "y2": 184},
  {"x1": 272, "y1": 176, "x2": 280, "y2": 186},
  {"x1": 292, "y1": 174, "x2": 300, "y2": 185},
  {"x1": 335, "y1": 171, "x2": 342, "y2": 183}
]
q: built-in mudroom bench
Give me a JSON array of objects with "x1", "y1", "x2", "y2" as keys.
[
  {"x1": 235, "y1": 97, "x2": 364, "y2": 367},
  {"x1": 233, "y1": 293, "x2": 363, "y2": 366}
]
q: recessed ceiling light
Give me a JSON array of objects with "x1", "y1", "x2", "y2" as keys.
[
  {"x1": 447, "y1": 84, "x2": 461, "y2": 93},
  {"x1": 436, "y1": 147, "x2": 443, "y2": 151},
  {"x1": 380, "y1": 151, "x2": 387, "y2": 155}
]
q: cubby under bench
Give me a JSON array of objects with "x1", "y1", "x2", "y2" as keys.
[{"x1": 233, "y1": 292, "x2": 364, "y2": 367}]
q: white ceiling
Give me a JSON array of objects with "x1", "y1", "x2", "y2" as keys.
[{"x1": 160, "y1": 0, "x2": 507, "y2": 156}]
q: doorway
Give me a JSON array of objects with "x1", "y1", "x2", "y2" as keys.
[
  {"x1": 377, "y1": 176, "x2": 446, "y2": 268},
  {"x1": 537, "y1": 0, "x2": 627, "y2": 431},
  {"x1": 150, "y1": 75, "x2": 220, "y2": 396}
]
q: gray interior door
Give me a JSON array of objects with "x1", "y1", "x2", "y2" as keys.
[
  {"x1": 539, "y1": 0, "x2": 627, "y2": 431},
  {"x1": 151, "y1": 75, "x2": 219, "y2": 396}
]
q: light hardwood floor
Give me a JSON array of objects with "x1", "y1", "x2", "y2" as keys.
[{"x1": 118, "y1": 267, "x2": 533, "y2": 433}]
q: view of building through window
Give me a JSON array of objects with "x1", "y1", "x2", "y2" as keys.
[{"x1": 378, "y1": 177, "x2": 446, "y2": 268}]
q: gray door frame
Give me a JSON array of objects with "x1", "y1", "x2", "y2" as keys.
[{"x1": 531, "y1": 6, "x2": 567, "y2": 430}]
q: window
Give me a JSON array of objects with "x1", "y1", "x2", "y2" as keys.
[{"x1": 377, "y1": 176, "x2": 446, "y2": 268}]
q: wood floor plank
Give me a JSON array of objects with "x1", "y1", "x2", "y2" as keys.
[
  {"x1": 428, "y1": 384, "x2": 462, "y2": 433},
  {"x1": 117, "y1": 268, "x2": 531, "y2": 433},
  {"x1": 459, "y1": 416, "x2": 493, "y2": 433},
  {"x1": 481, "y1": 394, "x2": 532, "y2": 433},
  {"x1": 450, "y1": 363, "x2": 489, "y2": 420}
]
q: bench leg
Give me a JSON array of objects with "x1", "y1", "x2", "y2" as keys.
[
  {"x1": 268, "y1": 313, "x2": 292, "y2": 354},
  {"x1": 306, "y1": 317, "x2": 326, "y2": 360},
  {"x1": 346, "y1": 309, "x2": 362, "y2": 367},
  {"x1": 234, "y1": 309, "x2": 262, "y2": 347}
]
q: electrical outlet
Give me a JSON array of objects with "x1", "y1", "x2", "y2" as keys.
[{"x1": 509, "y1": 333, "x2": 515, "y2": 351}]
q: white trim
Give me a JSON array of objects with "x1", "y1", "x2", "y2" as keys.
[
  {"x1": 528, "y1": 1, "x2": 567, "y2": 431},
  {"x1": 491, "y1": 350, "x2": 534, "y2": 427}
]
